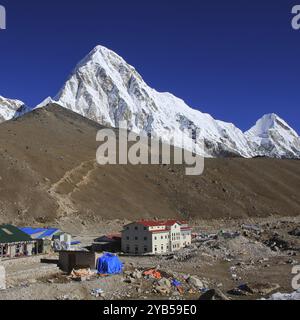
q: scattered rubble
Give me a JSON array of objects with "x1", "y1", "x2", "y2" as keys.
[
  {"x1": 228, "y1": 282, "x2": 280, "y2": 297},
  {"x1": 263, "y1": 290, "x2": 300, "y2": 300},
  {"x1": 69, "y1": 268, "x2": 95, "y2": 282},
  {"x1": 264, "y1": 235, "x2": 291, "y2": 251},
  {"x1": 0, "y1": 217, "x2": 299, "y2": 300},
  {"x1": 289, "y1": 227, "x2": 300, "y2": 237},
  {"x1": 90, "y1": 288, "x2": 105, "y2": 298}
]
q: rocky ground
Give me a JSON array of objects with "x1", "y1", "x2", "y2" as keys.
[{"x1": 0, "y1": 215, "x2": 300, "y2": 300}]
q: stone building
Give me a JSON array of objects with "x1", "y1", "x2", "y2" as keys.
[{"x1": 59, "y1": 250, "x2": 99, "y2": 273}]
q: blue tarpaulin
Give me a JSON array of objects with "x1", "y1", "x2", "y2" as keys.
[
  {"x1": 96, "y1": 253, "x2": 123, "y2": 275},
  {"x1": 171, "y1": 279, "x2": 182, "y2": 287}
]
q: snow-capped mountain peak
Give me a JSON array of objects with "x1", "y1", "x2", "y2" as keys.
[
  {"x1": 245, "y1": 113, "x2": 300, "y2": 158},
  {"x1": 54, "y1": 45, "x2": 258, "y2": 157},
  {"x1": 1, "y1": 45, "x2": 299, "y2": 159},
  {"x1": 246, "y1": 113, "x2": 298, "y2": 138},
  {"x1": 0, "y1": 96, "x2": 31, "y2": 123}
]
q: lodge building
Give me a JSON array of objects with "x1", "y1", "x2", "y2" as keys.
[{"x1": 121, "y1": 220, "x2": 192, "y2": 255}]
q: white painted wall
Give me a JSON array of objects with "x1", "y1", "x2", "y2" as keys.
[
  {"x1": 0, "y1": 265, "x2": 6, "y2": 290},
  {"x1": 121, "y1": 222, "x2": 192, "y2": 255}
]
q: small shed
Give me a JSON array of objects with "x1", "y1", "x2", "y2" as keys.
[{"x1": 59, "y1": 251, "x2": 99, "y2": 273}]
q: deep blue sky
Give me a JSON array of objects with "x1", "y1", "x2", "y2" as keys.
[{"x1": 0, "y1": 0, "x2": 299, "y2": 132}]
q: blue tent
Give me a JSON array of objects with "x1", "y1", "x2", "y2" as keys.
[{"x1": 96, "y1": 253, "x2": 123, "y2": 275}]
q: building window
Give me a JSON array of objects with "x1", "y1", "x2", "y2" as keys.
[
  {"x1": 2, "y1": 245, "x2": 7, "y2": 256},
  {"x1": 161, "y1": 236, "x2": 163, "y2": 240},
  {"x1": 135, "y1": 226, "x2": 138, "y2": 231},
  {"x1": 154, "y1": 246, "x2": 157, "y2": 252},
  {"x1": 126, "y1": 246, "x2": 130, "y2": 253},
  {"x1": 16, "y1": 244, "x2": 22, "y2": 255},
  {"x1": 126, "y1": 236, "x2": 129, "y2": 240},
  {"x1": 154, "y1": 236, "x2": 157, "y2": 240},
  {"x1": 161, "y1": 245, "x2": 164, "y2": 251},
  {"x1": 144, "y1": 227, "x2": 147, "y2": 230},
  {"x1": 144, "y1": 237, "x2": 147, "y2": 241},
  {"x1": 144, "y1": 246, "x2": 147, "y2": 252},
  {"x1": 135, "y1": 237, "x2": 138, "y2": 241},
  {"x1": 135, "y1": 246, "x2": 138, "y2": 253}
]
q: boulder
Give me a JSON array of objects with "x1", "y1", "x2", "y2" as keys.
[
  {"x1": 188, "y1": 276, "x2": 204, "y2": 289},
  {"x1": 199, "y1": 289, "x2": 230, "y2": 300}
]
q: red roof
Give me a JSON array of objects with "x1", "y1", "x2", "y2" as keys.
[
  {"x1": 149, "y1": 229, "x2": 168, "y2": 233},
  {"x1": 105, "y1": 233, "x2": 121, "y2": 240},
  {"x1": 137, "y1": 219, "x2": 187, "y2": 227},
  {"x1": 180, "y1": 227, "x2": 192, "y2": 231}
]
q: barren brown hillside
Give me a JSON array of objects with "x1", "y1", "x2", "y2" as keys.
[{"x1": 0, "y1": 104, "x2": 299, "y2": 226}]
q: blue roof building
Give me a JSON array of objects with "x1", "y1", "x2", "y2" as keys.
[{"x1": 19, "y1": 227, "x2": 60, "y2": 240}]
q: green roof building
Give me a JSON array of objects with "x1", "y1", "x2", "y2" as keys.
[{"x1": 0, "y1": 224, "x2": 37, "y2": 259}]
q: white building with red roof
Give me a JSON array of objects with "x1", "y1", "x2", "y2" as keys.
[{"x1": 121, "y1": 219, "x2": 192, "y2": 255}]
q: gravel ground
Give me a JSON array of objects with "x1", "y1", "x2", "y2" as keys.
[{"x1": 0, "y1": 215, "x2": 300, "y2": 300}]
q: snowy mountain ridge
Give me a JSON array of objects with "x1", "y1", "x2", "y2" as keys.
[
  {"x1": 53, "y1": 45, "x2": 299, "y2": 158},
  {"x1": 0, "y1": 96, "x2": 31, "y2": 122},
  {"x1": 1, "y1": 45, "x2": 299, "y2": 159}
]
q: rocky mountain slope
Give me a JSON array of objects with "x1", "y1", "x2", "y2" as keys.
[{"x1": 0, "y1": 104, "x2": 299, "y2": 226}]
